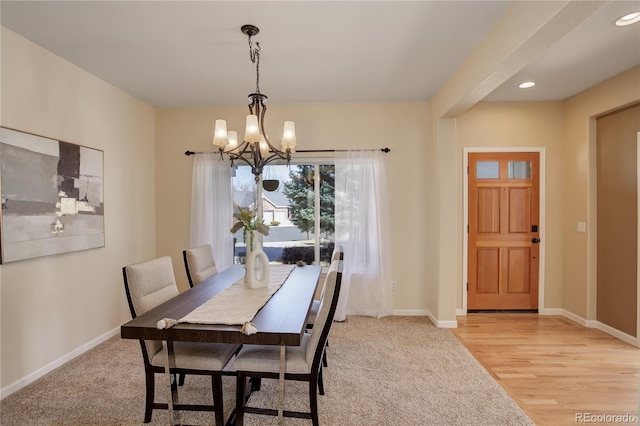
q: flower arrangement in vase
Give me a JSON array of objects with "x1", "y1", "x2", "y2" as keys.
[{"x1": 230, "y1": 206, "x2": 270, "y2": 288}]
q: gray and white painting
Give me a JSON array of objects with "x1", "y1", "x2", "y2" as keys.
[{"x1": 0, "y1": 128, "x2": 104, "y2": 263}]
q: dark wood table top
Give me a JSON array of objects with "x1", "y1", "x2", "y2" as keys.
[{"x1": 121, "y1": 264, "x2": 321, "y2": 346}]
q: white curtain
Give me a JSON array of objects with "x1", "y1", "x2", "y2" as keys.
[
  {"x1": 190, "y1": 154, "x2": 234, "y2": 270},
  {"x1": 334, "y1": 150, "x2": 393, "y2": 321}
]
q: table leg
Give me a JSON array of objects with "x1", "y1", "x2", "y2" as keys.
[
  {"x1": 278, "y1": 344, "x2": 286, "y2": 425},
  {"x1": 163, "y1": 341, "x2": 181, "y2": 426}
]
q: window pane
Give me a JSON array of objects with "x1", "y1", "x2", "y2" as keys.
[
  {"x1": 476, "y1": 161, "x2": 499, "y2": 178},
  {"x1": 508, "y1": 161, "x2": 531, "y2": 179},
  {"x1": 232, "y1": 164, "x2": 335, "y2": 266}
]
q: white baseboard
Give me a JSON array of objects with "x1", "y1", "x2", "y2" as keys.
[
  {"x1": 425, "y1": 310, "x2": 458, "y2": 328},
  {"x1": 538, "y1": 308, "x2": 563, "y2": 315},
  {"x1": 435, "y1": 320, "x2": 458, "y2": 328},
  {"x1": 591, "y1": 320, "x2": 638, "y2": 346},
  {"x1": 0, "y1": 326, "x2": 121, "y2": 400},
  {"x1": 456, "y1": 309, "x2": 465, "y2": 316},
  {"x1": 560, "y1": 309, "x2": 588, "y2": 326},
  {"x1": 391, "y1": 309, "x2": 457, "y2": 328},
  {"x1": 392, "y1": 309, "x2": 429, "y2": 316},
  {"x1": 559, "y1": 310, "x2": 638, "y2": 347}
]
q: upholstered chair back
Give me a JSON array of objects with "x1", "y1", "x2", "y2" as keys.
[
  {"x1": 184, "y1": 244, "x2": 218, "y2": 286},
  {"x1": 123, "y1": 256, "x2": 179, "y2": 359},
  {"x1": 331, "y1": 246, "x2": 344, "y2": 262}
]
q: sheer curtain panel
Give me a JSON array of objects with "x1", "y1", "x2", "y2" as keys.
[
  {"x1": 334, "y1": 150, "x2": 393, "y2": 321},
  {"x1": 190, "y1": 154, "x2": 234, "y2": 270}
]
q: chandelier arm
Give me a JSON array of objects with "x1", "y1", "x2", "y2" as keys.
[
  {"x1": 217, "y1": 138, "x2": 252, "y2": 156},
  {"x1": 229, "y1": 142, "x2": 262, "y2": 178},
  {"x1": 258, "y1": 102, "x2": 277, "y2": 152},
  {"x1": 260, "y1": 151, "x2": 291, "y2": 169},
  {"x1": 227, "y1": 151, "x2": 254, "y2": 169}
]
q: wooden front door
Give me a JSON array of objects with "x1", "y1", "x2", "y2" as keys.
[{"x1": 468, "y1": 152, "x2": 540, "y2": 310}]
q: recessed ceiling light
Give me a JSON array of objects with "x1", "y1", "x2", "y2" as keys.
[
  {"x1": 518, "y1": 81, "x2": 536, "y2": 89},
  {"x1": 616, "y1": 11, "x2": 640, "y2": 27}
]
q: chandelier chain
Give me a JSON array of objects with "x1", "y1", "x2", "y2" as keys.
[{"x1": 248, "y1": 35, "x2": 261, "y2": 94}]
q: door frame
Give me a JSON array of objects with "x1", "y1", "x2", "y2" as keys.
[{"x1": 462, "y1": 147, "x2": 546, "y2": 314}]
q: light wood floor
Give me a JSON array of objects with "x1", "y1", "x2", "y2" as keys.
[{"x1": 452, "y1": 314, "x2": 639, "y2": 425}]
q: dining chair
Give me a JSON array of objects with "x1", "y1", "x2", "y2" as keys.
[
  {"x1": 123, "y1": 256, "x2": 239, "y2": 425},
  {"x1": 307, "y1": 246, "x2": 343, "y2": 328},
  {"x1": 306, "y1": 246, "x2": 343, "y2": 368},
  {"x1": 233, "y1": 259, "x2": 343, "y2": 426},
  {"x1": 183, "y1": 244, "x2": 218, "y2": 287}
]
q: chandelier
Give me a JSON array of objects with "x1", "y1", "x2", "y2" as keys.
[{"x1": 211, "y1": 25, "x2": 297, "y2": 182}]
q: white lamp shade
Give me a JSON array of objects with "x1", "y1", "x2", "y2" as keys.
[
  {"x1": 244, "y1": 115, "x2": 261, "y2": 143},
  {"x1": 227, "y1": 130, "x2": 238, "y2": 150},
  {"x1": 281, "y1": 121, "x2": 297, "y2": 152},
  {"x1": 212, "y1": 119, "x2": 229, "y2": 147},
  {"x1": 259, "y1": 135, "x2": 270, "y2": 157}
]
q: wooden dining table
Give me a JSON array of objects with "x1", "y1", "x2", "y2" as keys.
[{"x1": 120, "y1": 263, "x2": 322, "y2": 425}]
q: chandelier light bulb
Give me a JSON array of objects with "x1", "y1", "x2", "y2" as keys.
[
  {"x1": 227, "y1": 130, "x2": 238, "y2": 150},
  {"x1": 212, "y1": 119, "x2": 229, "y2": 147},
  {"x1": 281, "y1": 121, "x2": 297, "y2": 152},
  {"x1": 244, "y1": 115, "x2": 261, "y2": 143},
  {"x1": 259, "y1": 135, "x2": 270, "y2": 157}
]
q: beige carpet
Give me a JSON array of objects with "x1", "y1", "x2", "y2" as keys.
[{"x1": 1, "y1": 316, "x2": 533, "y2": 425}]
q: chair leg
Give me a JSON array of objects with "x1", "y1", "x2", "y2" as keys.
[
  {"x1": 318, "y1": 366, "x2": 325, "y2": 395},
  {"x1": 250, "y1": 376, "x2": 261, "y2": 391},
  {"x1": 309, "y1": 377, "x2": 320, "y2": 426},
  {"x1": 211, "y1": 374, "x2": 224, "y2": 426},
  {"x1": 322, "y1": 346, "x2": 328, "y2": 367},
  {"x1": 178, "y1": 373, "x2": 186, "y2": 386},
  {"x1": 143, "y1": 370, "x2": 154, "y2": 423},
  {"x1": 235, "y1": 373, "x2": 246, "y2": 426}
]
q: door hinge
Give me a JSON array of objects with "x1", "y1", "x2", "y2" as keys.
[
  {"x1": 466, "y1": 283, "x2": 469, "y2": 291},
  {"x1": 467, "y1": 224, "x2": 469, "y2": 233}
]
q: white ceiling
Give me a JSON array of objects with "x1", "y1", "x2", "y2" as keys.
[{"x1": 2, "y1": 1, "x2": 639, "y2": 108}]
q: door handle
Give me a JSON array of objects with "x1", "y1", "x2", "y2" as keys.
[{"x1": 531, "y1": 238, "x2": 541, "y2": 243}]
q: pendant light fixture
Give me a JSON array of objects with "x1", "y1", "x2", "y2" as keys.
[{"x1": 211, "y1": 25, "x2": 297, "y2": 182}]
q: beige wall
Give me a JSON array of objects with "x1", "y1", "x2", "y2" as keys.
[
  {"x1": 562, "y1": 66, "x2": 640, "y2": 320},
  {"x1": 0, "y1": 28, "x2": 156, "y2": 391},
  {"x1": 456, "y1": 102, "x2": 565, "y2": 310},
  {"x1": 596, "y1": 103, "x2": 640, "y2": 337},
  {"x1": 155, "y1": 103, "x2": 430, "y2": 311}
]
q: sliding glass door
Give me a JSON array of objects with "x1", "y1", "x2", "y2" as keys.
[{"x1": 232, "y1": 163, "x2": 335, "y2": 266}]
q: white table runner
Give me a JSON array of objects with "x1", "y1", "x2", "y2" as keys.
[{"x1": 178, "y1": 265, "x2": 295, "y2": 326}]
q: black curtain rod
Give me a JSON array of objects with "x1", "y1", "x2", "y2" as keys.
[{"x1": 184, "y1": 147, "x2": 390, "y2": 156}]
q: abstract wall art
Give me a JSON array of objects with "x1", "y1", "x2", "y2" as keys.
[{"x1": 0, "y1": 127, "x2": 104, "y2": 263}]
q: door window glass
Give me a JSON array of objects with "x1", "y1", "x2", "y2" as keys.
[
  {"x1": 476, "y1": 161, "x2": 499, "y2": 179},
  {"x1": 508, "y1": 161, "x2": 531, "y2": 179}
]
